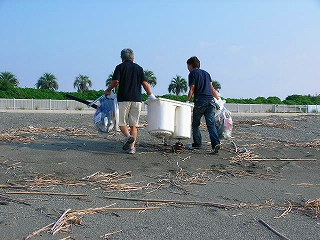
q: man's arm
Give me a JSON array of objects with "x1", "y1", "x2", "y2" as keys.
[
  {"x1": 105, "y1": 80, "x2": 119, "y2": 96},
  {"x1": 142, "y1": 81, "x2": 153, "y2": 96},
  {"x1": 187, "y1": 85, "x2": 195, "y2": 102},
  {"x1": 211, "y1": 84, "x2": 220, "y2": 100}
]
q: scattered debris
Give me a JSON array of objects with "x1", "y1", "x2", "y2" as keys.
[
  {"x1": 235, "y1": 119, "x2": 294, "y2": 129},
  {"x1": 25, "y1": 205, "x2": 159, "y2": 239},
  {"x1": 295, "y1": 198, "x2": 320, "y2": 219},
  {"x1": 230, "y1": 150, "x2": 260, "y2": 163},
  {"x1": 274, "y1": 204, "x2": 292, "y2": 219},
  {"x1": 287, "y1": 139, "x2": 320, "y2": 148},
  {"x1": 0, "y1": 127, "x2": 96, "y2": 144},
  {"x1": 100, "y1": 230, "x2": 123, "y2": 239}
]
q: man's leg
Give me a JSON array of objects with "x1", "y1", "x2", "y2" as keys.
[
  {"x1": 128, "y1": 102, "x2": 142, "y2": 151},
  {"x1": 129, "y1": 126, "x2": 138, "y2": 148},
  {"x1": 204, "y1": 104, "x2": 220, "y2": 151},
  {"x1": 119, "y1": 125, "x2": 131, "y2": 138},
  {"x1": 118, "y1": 102, "x2": 135, "y2": 150},
  {"x1": 192, "y1": 106, "x2": 205, "y2": 148}
]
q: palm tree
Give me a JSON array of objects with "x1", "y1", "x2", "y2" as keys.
[
  {"x1": 105, "y1": 72, "x2": 118, "y2": 93},
  {"x1": 73, "y1": 74, "x2": 92, "y2": 92},
  {"x1": 35, "y1": 73, "x2": 58, "y2": 90},
  {"x1": 212, "y1": 80, "x2": 221, "y2": 92},
  {"x1": 0, "y1": 71, "x2": 19, "y2": 87},
  {"x1": 168, "y1": 75, "x2": 188, "y2": 96},
  {"x1": 144, "y1": 70, "x2": 157, "y2": 87}
]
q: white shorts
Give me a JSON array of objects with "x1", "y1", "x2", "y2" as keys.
[{"x1": 118, "y1": 101, "x2": 142, "y2": 127}]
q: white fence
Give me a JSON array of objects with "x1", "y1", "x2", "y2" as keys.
[{"x1": 0, "y1": 98, "x2": 318, "y2": 113}]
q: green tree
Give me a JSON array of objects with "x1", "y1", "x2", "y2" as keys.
[
  {"x1": 0, "y1": 71, "x2": 19, "y2": 87},
  {"x1": 266, "y1": 96, "x2": 283, "y2": 104},
  {"x1": 0, "y1": 79, "x2": 15, "y2": 91},
  {"x1": 283, "y1": 94, "x2": 311, "y2": 105},
  {"x1": 310, "y1": 94, "x2": 320, "y2": 105},
  {"x1": 144, "y1": 70, "x2": 157, "y2": 87},
  {"x1": 168, "y1": 75, "x2": 187, "y2": 96},
  {"x1": 35, "y1": 73, "x2": 59, "y2": 91},
  {"x1": 73, "y1": 74, "x2": 92, "y2": 92},
  {"x1": 255, "y1": 97, "x2": 267, "y2": 104},
  {"x1": 105, "y1": 72, "x2": 113, "y2": 87},
  {"x1": 212, "y1": 80, "x2": 221, "y2": 92}
]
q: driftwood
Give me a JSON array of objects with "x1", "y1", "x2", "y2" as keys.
[
  {"x1": 68, "y1": 206, "x2": 160, "y2": 216},
  {"x1": 51, "y1": 209, "x2": 71, "y2": 235},
  {"x1": 5, "y1": 191, "x2": 88, "y2": 197},
  {"x1": 25, "y1": 222, "x2": 54, "y2": 240},
  {"x1": 258, "y1": 219, "x2": 290, "y2": 240},
  {"x1": 0, "y1": 184, "x2": 29, "y2": 189},
  {"x1": 250, "y1": 158, "x2": 317, "y2": 161},
  {"x1": 25, "y1": 205, "x2": 160, "y2": 239},
  {"x1": 104, "y1": 196, "x2": 236, "y2": 209}
]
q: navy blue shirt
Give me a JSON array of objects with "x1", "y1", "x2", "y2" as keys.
[
  {"x1": 112, "y1": 60, "x2": 147, "y2": 102},
  {"x1": 188, "y1": 68, "x2": 213, "y2": 100}
]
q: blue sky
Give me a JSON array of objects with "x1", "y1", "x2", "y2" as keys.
[{"x1": 1, "y1": 0, "x2": 319, "y2": 100}]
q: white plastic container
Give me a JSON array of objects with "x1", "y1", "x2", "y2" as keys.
[
  {"x1": 173, "y1": 105, "x2": 191, "y2": 139},
  {"x1": 147, "y1": 98, "x2": 176, "y2": 138},
  {"x1": 147, "y1": 98, "x2": 192, "y2": 139}
]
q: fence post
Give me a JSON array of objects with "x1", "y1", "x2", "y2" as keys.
[{"x1": 49, "y1": 99, "x2": 52, "y2": 110}]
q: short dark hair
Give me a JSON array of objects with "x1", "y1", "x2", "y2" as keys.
[
  {"x1": 187, "y1": 56, "x2": 200, "y2": 68},
  {"x1": 121, "y1": 48, "x2": 134, "y2": 60}
]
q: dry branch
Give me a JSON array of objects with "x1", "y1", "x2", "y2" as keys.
[
  {"x1": 274, "y1": 204, "x2": 292, "y2": 219},
  {"x1": 100, "y1": 230, "x2": 123, "y2": 238},
  {"x1": 68, "y1": 206, "x2": 160, "y2": 217},
  {"x1": 258, "y1": 219, "x2": 290, "y2": 240},
  {"x1": 25, "y1": 222, "x2": 54, "y2": 240},
  {"x1": 6, "y1": 191, "x2": 88, "y2": 197},
  {"x1": 0, "y1": 184, "x2": 29, "y2": 189},
  {"x1": 104, "y1": 196, "x2": 236, "y2": 209},
  {"x1": 0, "y1": 193, "x2": 31, "y2": 206},
  {"x1": 51, "y1": 209, "x2": 71, "y2": 235},
  {"x1": 28, "y1": 204, "x2": 160, "y2": 238},
  {"x1": 250, "y1": 158, "x2": 317, "y2": 161}
]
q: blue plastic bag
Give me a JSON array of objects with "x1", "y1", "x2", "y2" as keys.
[{"x1": 93, "y1": 93, "x2": 119, "y2": 133}]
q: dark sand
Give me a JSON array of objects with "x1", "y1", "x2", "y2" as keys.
[{"x1": 0, "y1": 112, "x2": 319, "y2": 240}]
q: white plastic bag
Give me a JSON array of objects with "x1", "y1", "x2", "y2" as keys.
[
  {"x1": 93, "y1": 93, "x2": 119, "y2": 133},
  {"x1": 215, "y1": 99, "x2": 233, "y2": 139}
]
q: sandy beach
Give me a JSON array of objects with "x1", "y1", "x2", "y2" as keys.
[{"x1": 0, "y1": 111, "x2": 319, "y2": 240}]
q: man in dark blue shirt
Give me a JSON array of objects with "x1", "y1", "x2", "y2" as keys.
[
  {"x1": 105, "y1": 48, "x2": 155, "y2": 154},
  {"x1": 186, "y1": 56, "x2": 221, "y2": 154}
]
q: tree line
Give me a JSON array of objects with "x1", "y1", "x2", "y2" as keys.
[{"x1": 0, "y1": 71, "x2": 319, "y2": 105}]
